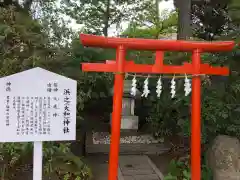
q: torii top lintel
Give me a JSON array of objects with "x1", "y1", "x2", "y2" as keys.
[
  {"x1": 80, "y1": 34, "x2": 235, "y2": 52},
  {"x1": 80, "y1": 34, "x2": 235, "y2": 76}
]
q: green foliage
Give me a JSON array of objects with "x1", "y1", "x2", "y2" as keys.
[
  {"x1": 39, "y1": 1, "x2": 75, "y2": 46},
  {"x1": 164, "y1": 159, "x2": 191, "y2": 180},
  {"x1": 200, "y1": 52, "x2": 240, "y2": 143},
  {"x1": 0, "y1": 143, "x2": 32, "y2": 179},
  {"x1": 0, "y1": 6, "x2": 92, "y2": 180},
  {"x1": 43, "y1": 143, "x2": 92, "y2": 179},
  {"x1": 0, "y1": 142, "x2": 92, "y2": 180},
  {"x1": 60, "y1": 0, "x2": 142, "y2": 36},
  {"x1": 146, "y1": 87, "x2": 189, "y2": 137},
  {"x1": 164, "y1": 154, "x2": 212, "y2": 180},
  {"x1": 0, "y1": 6, "x2": 71, "y2": 76},
  {"x1": 122, "y1": 9, "x2": 177, "y2": 39},
  {"x1": 228, "y1": 0, "x2": 240, "y2": 26},
  {"x1": 192, "y1": 0, "x2": 230, "y2": 40}
]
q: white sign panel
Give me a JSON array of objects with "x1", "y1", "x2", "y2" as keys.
[{"x1": 0, "y1": 67, "x2": 77, "y2": 142}]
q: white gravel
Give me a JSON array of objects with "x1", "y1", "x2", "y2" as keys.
[{"x1": 92, "y1": 132, "x2": 164, "y2": 145}]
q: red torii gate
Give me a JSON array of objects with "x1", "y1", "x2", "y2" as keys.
[{"x1": 80, "y1": 34, "x2": 235, "y2": 180}]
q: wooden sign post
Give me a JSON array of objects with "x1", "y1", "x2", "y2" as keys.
[{"x1": 80, "y1": 34, "x2": 235, "y2": 180}]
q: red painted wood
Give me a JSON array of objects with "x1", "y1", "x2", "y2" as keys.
[
  {"x1": 200, "y1": 64, "x2": 229, "y2": 75},
  {"x1": 82, "y1": 61, "x2": 229, "y2": 75},
  {"x1": 191, "y1": 49, "x2": 202, "y2": 180},
  {"x1": 108, "y1": 46, "x2": 125, "y2": 180},
  {"x1": 80, "y1": 34, "x2": 235, "y2": 52},
  {"x1": 82, "y1": 63, "x2": 117, "y2": 72}
]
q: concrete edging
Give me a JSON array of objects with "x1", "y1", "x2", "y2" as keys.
[
  {"x1": 118, "y1": 167, "x2": 124, "y2": 180},
  {"x1": 146, "y1": 155, "x2": 165, "y2": 180}
]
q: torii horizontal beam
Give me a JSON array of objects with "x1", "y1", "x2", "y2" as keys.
[
  {"x1": 80, "y1": 34, "x2": 235, "y2": 52},
  {"x1": 82, "y1": 60, "x2": 229, "y2": 75}
]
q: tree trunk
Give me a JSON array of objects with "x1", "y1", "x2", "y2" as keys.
[
  {"x1": 103, "y1": 0, "x2": 111, "y2": 37},
  {"x1": 176, "y1": 0, "x2": 192, "y2": 40},
  {"x1": 23, "y1": 0, "x2": 34, "y2": 12},
  {"x1": 0, "y1": 0, "x2": 33, "y2": 14},
  {"x1": 155, "y1": 0, "x2": 160, "y2": 22},
  {"x1": 155, "y1": 0, "x2": 162, "y2": 39}
]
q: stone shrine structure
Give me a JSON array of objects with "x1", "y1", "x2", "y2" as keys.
[{"x1": 110, "y1": 80, "x2": 140, "y2": 131}]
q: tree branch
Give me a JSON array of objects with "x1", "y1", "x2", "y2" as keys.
[{"x1": 23, "y1": 0, "x2": 34, "y2": 12}]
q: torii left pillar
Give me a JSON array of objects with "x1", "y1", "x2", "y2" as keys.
[
  {"x1": 109, "y1": 45, "x2": 126, "y2": 179},
  {"x1": 80, "y1": 34, "x2": 234, "y2": 180}
]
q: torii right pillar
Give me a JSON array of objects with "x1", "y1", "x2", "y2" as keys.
[{"x1": 191, "y1": 49, "x2": 202, "y2": 179}]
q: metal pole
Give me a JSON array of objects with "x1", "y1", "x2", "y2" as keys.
[
  {"x1": 108, "y1": 46, "x2": 125, "y2": 180},
  {"x1": 191, "y1": 49, "x2": 201, "y2": 180}
]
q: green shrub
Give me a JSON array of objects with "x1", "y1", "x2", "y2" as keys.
[
  {"x1": 164, "y1": 154, "x2": 212, "y2": 180},
  {"x1": 0, "y1": 142, "x2": 92, "y2": 180}
]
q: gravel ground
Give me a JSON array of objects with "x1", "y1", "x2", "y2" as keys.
[{"x1": 92, "y1": 132, "x2": 165, "y2": 144}]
